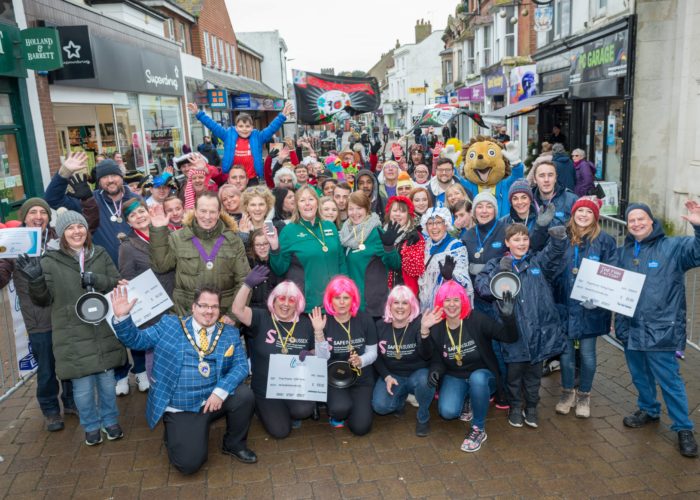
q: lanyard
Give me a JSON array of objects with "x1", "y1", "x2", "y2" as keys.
[
  {"x1": 78, "y1": 248, "x2": 85, "y2": 274},
  {"x1": 392, "y1": 324, "x2": 408, "y2": 359},
  {"x1": 180, "y1": 317, "x2": 224, "y2": 359},
  {"x1": 134, "y1": 229, "x2": 150, "y2": 243},
  {"x1": 191, "y1": 235, "x2": 225, "y2": 270},
  {"x1": 336, "y1": 317, "x2": 361, "y2": 375},
  {"x1": 301, "y1": 219, "x2": 328, "y2": 252},
  {"x1": 271, "y1": 316, "x2": 297, "y2": 353},
  {"x1": 100, "y1": 192, "x2": 123, "y2": 221},
  {"x1": 633, "y1": 241, "x2": 641, "y2": 265},
  {"x1": 512, "y1": 252, "x2": 529, "y2": 273},
  {"x1": 475, "y1": 222, "x2": 497, "y2": 253},
  {"x1": 446, "y1": 321, "x2": 463, "y2": 364}
]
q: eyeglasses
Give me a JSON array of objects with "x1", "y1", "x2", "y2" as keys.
[
  {"x1": 276, "y1": 296, "x2": 297, "y2": 304},
  {"x1": 254, "y1": 242, "x2": 270, "y2": 248},
  {"x1": 426, "y1": 220, "x2": 446, "y2": 227},
  {"x1": 195, "y1": 303, "x2": 219, "y2": 311}
]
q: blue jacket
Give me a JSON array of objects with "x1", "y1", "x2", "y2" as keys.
[
  {"x1": 456, "y1": 161, "x2": 524, "y2": 215},
  {"x1": 554, "y1": 231, "x2": 617, "y2": 339},
  {"x1": 113, "y1": 315, "x2": 248, "y2": 428},
  {"x1": 615, "y1": 222, "x2": 700, "y2": 352},
  {"x1": 552, "y1": 153, "x2": 576, "y2": 192},
  {"x1": 500, "y1": 205, "x2": 549, "y2": 253},
  {"x1": 195, "y1": 111, "x2": 287, "y2": 175},
  {"x1": 475, "y1": 235, "x2": 567, "y2": 363},
  {"x1": 532, "y1": 185, "x2": 578, "y2": 227},
  {"x1": 44, "y1": 173, "x2": 138, "y2": 264}
]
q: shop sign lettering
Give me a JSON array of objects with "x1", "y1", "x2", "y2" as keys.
[
  {"x1": 20, "y1": 28, "x2": 63, "y2": 71},
  {"x1": 570, "y1": 30, "x2": 628, "y2": 85}
]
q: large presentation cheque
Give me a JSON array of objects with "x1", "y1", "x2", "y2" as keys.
[
  {"x1": 570, "y1": 258, "x2": 646, "y2": 317},
  {"x1": 266, "y1": 354, "x2": 328, "y2": 402}
]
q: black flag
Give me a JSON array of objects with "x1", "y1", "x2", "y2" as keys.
[{"x1": 292, "y1": 70, "x2": 381, "y2": 125}]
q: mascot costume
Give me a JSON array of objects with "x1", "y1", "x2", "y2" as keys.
[{"x1": 458, "y1": 136, "x2": 524, "y2": 215}]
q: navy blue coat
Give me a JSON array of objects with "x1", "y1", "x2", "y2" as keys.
[
  {"x1": 44, "y1": 173, "x2": 138, "y2": 264},
  {"x1": 532, "y1": 186, "x2": 578, "y2": 227},
  {"x1": 554, "y1": 231, "x2": 617, "y2": 339},
  {"x1": 475, "y1": 236, "x2": 568, "y2": 364},
  {"x1": 552, "y1": 153, "x2": 576, "y2": 192},
  {"x1": 462, "y1": 218, "x2": 507, "y2": 319},
  {"x1": 615, "y1": 222, "x2": 700, "y2": 352},
  {"x1": 500, "y1": 205, "x2": 549, "y2": 253}
]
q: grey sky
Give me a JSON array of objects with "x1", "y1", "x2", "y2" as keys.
[{"x1": 226, "y1": 0, "x2": 454, "y2": 74}]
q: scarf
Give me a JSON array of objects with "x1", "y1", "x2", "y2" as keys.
[
  {"x1": 339, "y1": 212, "x2": 381, "y2": 249},
  {"x1": 184, "y1": 167, "x2": 210, "y2": 210}
]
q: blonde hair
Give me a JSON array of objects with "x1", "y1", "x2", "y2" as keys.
[
  {"x1": 241, "y1": 186, "x2": 275, "y2": 214},
  {"x1": 319, "y1": 196, "x2": 341, "y2": 228},
  {"x1": 291, "y1": 185, "x2": 320, "y2": 223}
]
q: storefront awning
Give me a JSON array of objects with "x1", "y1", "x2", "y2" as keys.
[
  {"x1": 202, "y1": 68, "x2": 283, "y2": 99},
  {"x1": 485, "y1": 92, "x2": 565, "y2": 120}
]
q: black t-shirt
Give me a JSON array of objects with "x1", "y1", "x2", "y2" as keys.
[
  {"x1": 430, "y1": 320, "x2": 488, "y2": 378},
  {"x1": 374, "y1": 318, "x2": 432, "y2": 379},
  {"x1": 248, "y1": 308, "x2": 315, "y2": 397},
  {"x1": 325, "y1": 312, "x2": 377, "y2": 385}
]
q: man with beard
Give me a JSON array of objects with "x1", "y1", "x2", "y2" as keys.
[
  {"x1": 428, "y1": 158, "x2": 458, "y2": 208},
  {"x1": 44, "y1": 151, "x2": 138, "y2": 264}
]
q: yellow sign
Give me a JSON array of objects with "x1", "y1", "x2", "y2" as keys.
[{"x1": 408, "y1": 87, "x2": 427, "y2": 94}]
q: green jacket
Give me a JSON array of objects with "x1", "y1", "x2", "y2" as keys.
[
  {"x1": 344, "y1": 227, "x2": 401, "y2": 316},
  {"x1": 270, "y1": 219, "x2": 346, "y2": 312},
  {"x1": 150, "y1": 213, "x2": 250, "y2": 316},
  {"x1": 29, "y1": 246, "x2": 125, "y2": 380}
]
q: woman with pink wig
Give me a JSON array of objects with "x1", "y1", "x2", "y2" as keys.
[
  {"x1": 371, "y1": 286, "x2": 435, "y2": 437},
  {"x1": 421, "y1": 280, "x2": 517, "y2": 453},
  {"x1": 232, "y1": 266, "x2": 330, "y2": 439},
  {"x1": 316, "y1": 276, "x2": 377, "y2": 434}
]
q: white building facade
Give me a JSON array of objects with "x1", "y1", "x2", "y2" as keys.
[{"x1": 235, "y1": 31, "x2": 289, "y2": 99}]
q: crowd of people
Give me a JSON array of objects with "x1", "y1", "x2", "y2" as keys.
[{"x1": 1, "y1": 102, "x2": 699, "y2": 476}]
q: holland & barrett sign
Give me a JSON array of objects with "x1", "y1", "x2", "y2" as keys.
[{"x1": 20, "y1": 28, "x2": 63, "y2": 71}]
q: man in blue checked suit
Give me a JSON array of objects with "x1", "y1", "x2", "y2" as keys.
[{"x1": 111, "y1": 285, "x2": 256, "y2": 474}]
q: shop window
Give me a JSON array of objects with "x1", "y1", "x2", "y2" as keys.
[
  {"x1": 203, "y1": 31, "x2": 211, "y2": 66},
  {"x1": 140, "y1": 95, "x2": 183, "y2": 173},
  {"x1": 0, "y1": 134, "x2": 25, "y2": 203},
  {"x1": 212, "y1": 35, "x2": 219, "y2": 68},
  {"x1": 54, "y1": 104, "x2": 118, "y2": 170},
  {"x1": 0, "y1": 95, "x2": 12, "y2": 125},
  {"x1": 115, "y1": 94, "x2": 145, "y2": 171},
  {"x1": 466, "y1": 40, "x2": 475, "y2": 75},
  {"x1": 505, "y1": 7, "x2": 516, "y2": 57},
  {"x1": 179, "y1": 22, "x2": 187, "y2": 52},
  {"x1": 483, "y1": 26, "x2": 492, "y2": 67},
  {"x1": 457, "y1": 50, "x2": 463, "y2": 82}
]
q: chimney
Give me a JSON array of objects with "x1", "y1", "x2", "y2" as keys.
[{"x1": 415, "y1": 18, "x2": 432, "y2": 44}]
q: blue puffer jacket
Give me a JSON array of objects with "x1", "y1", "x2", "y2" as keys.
[
  {"x1": 615, "y1": 222, "x2": 700, "y2": 352},
  {"x1": 554, "y1": 231, "x2": 617, "y2": 339},
  {"x1": 532, "y1": 185, "x2": 578, "y2": 227},
  {"x1": 195, "y1": 111, "x2": 287, "y2": 175},
  {"x1": 475, "y1": 235, "x2": 568, "y2": 364},
  {"x1": 500, "y1": 205, "x2": 549, "y2": 253},
  {"x1": 456, "y1": 161, "x2": 525, "y2": 216}
]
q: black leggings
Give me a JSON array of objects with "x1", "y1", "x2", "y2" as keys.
[
  {"x1": 506, "y1": 361, "x2": 543, "y2": 409},
  {"x1": 255, "y1": 396, "x2": 315, "y2": 439},
  {"x1": 327, "y1": 384, "x2": 374, "y2": 436}
]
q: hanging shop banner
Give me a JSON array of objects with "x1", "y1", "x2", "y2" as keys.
[
  {"x1": 570, "y1": 30, "x2": 628, "y2": 86},
  {"x1": 232, "y1": 95, "x2": 284, "y2": 111},
  {"x1": 510, "y1": 65, "x2": 537, "y2": 102},
  {"x1": 52, "y1": 26, "x2": 94, "y2": 80},
  {"x1": 208, "y1": 89, "x2": 228, "y2": 109},
  {"x1": 0, "y1": 23, "x2": 27, "y2": 78},
  {"x1": 485, "y1": 67, "x2": 507, "y2": 96},
  {"x1": 292, "y1": 69, "x2": 380, "y2": 124},
  {"x1": 20, "y1": 27, "x2": 63, "y2": 71},
  {"x1": 534, "y1": 6, "x2": 553, "y2": 32}
]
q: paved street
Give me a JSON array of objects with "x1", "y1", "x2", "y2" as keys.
[{"x1": 1, "y1": 339, "x2": 699, "y2": 499}]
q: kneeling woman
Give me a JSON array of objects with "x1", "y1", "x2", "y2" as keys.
[
  {"x1": 319, "y1": 276, "x2": 377, "y2": 435},
  {"x1": 232, "y1": 266, "x2": 329, "y2": 438},
  {"x1": 371, "y1": 286, "x2": 434, "y2": 437},
  {"x1": 423, "y1": 280, "x2": 516, "y2": 453}
]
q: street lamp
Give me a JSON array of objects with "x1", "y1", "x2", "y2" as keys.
[{"x1": 424, "y1": 81, "x2": 428, "y2": 106}]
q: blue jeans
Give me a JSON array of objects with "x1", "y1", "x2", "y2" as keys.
[
  {"x1": 72, "y1": 370, "x2": 120, "y2": 432},
  {"x1": 29, "y1": 331, "x2": 74, "y2": 416},
  {"x1": 561, "y1": 337, "x2": 597, "y2": 392},
  {"x1": 438, "y1": 370, "x2": 495, "y2": 430},
  {"x1": 371, "y1": 368, "x2": 435, "y2": 424},
  {"x1": 624, "y1": 349, "x2": 693, "y2": 432}
]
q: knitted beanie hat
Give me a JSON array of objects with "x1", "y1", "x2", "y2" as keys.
[
  {"x1": 508, "y1": 179, "x2": 532, "y2": 202},
  {"x1": 94, "y1": 159, "x2": 123, "y2": 184},
  {"x1": 625, "y1": 202, "x2": 653, "y2": 221},
  {"x1": 55, "y1": 208, "x2": 88, "y2": 238},
  {"x1": 571, "y1": 196, "x2": 603, "y2": 222},
  {"x1": 19, "y1": 197, "x2": 51, "y2": 222},
  {"x1": 397, "y1": 171, "x2": 412, "y2": 189},
  {"x1": 473, "y1": 191, "x2": 499, "y2": 217}
]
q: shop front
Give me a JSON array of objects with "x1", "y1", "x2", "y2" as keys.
[
  {"x1": 457, "y1": 82, "x2": 484, "y2": 142},
  {"x1": 535, "y1": 17, "x2": 635, "y2": 215},
  {"x1": 50, "y1": 26, "x2": 185, "y2": 173}
]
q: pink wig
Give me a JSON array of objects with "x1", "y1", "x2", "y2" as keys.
[
  {"x1": 434, "y1": 280, "x2": 472, "y2": 320},
  {"x1": 323, "y1": 275, "x2": 360, "y2": 317},
  {"x1": 383, "y1": 285, "x2": 420, "y2": 323},
  {"x1": 267, "y1": 280, "x2": 306, "y2": 321}
]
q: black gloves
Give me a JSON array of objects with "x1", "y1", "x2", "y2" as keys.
[
  {"x1": 536, "y1": 203, "x2": 555, "y2": 227},
  {"x1": 68, "y1": 174, "x2": 93, "y2": 200},
  {"x1": 497, "y1": 291, "x2": 515, "y2": 317},
  {"x1": 370, "y1": 141, "x2": 382, "y2": 155},
  {"x1": 439, "y1": 255, "x2": 456, "y2": 281},
  {"x1": 244, "y1": 265, "x2": 270, "y2": 288},
  {"x1": 379, "y1": 221, "x2": 403, "y2": 247},
  {"x1": 269, "y1": 148, "x2": 279, "y2": 159},
  {"x1": 548, "y1": 226, "x2": 568, "y2": 240},
  {"x1": 16, "y1": 254, "x2": 43, "y2": 281},
  {"x1": 405, "y1": 227, "x2": 421, "y2": 246},
  {"x1": 499, "y1": 255, "x2": 513, "y2": 272},
  {"x1": 427, "y1": 370, "x2": 440, "y2": 388},
  {"x1": 581, "y1": 299, "x2": 596, "y2": 310},
  {"x1": 81, "y1": 271, "x2": 96, "y2": 290}
]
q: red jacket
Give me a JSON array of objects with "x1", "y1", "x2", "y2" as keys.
[{"x1": 264, "y1": 151, "x2": 299, "y2": 188}]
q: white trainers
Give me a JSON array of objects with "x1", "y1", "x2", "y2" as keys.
[
  {"x1": 135, "y1": 372, "x2": 150, "y2": 392},
  {"x1": 406, "y1": 394, "x2": 419, "y2": 408},
  {"x1": 115, "y1": 376, "x2": 130, "y2": 396}
]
